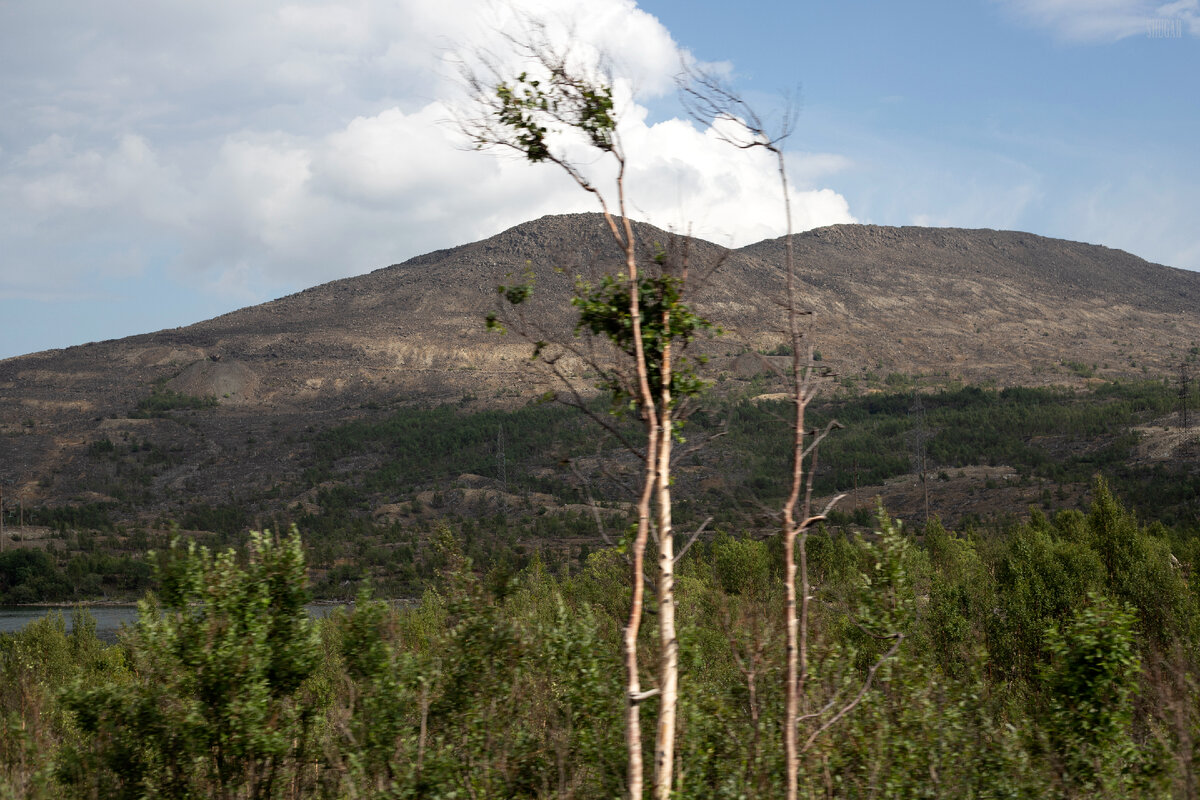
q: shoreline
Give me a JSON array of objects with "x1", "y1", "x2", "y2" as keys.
[
  {"x1": 10, "y1": 600, "x2": 140, "y2": 608},
  {"x1": 8, "y1": 597, "x2": 409, "y2": 609}
]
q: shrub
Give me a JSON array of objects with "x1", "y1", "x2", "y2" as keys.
[{"x1": 57, "y1": 529, "x2": 322, "y2": 798}]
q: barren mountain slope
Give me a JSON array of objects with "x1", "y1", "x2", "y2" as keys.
[
  {"x1": 726, "y1": 224, "x2": 1200, "y2": 385},
  {"x1": 2, "y1": 213, "x2": 1198, "y2": 510}
]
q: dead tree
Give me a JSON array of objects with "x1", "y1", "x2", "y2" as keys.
[{"x1": 681, "y1": 67, "x2": 905, "y2": 800}]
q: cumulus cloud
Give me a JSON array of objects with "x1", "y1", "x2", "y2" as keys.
[
  {"x1": 1056, "y1": 171, "x2": 1200, "y2": 271},
  {"x1": 0, "y1": 0, "x2": 853, "y2": 315},
  {"x1": 994, "y1": 0, "x2": 1200, "y2": 41}
]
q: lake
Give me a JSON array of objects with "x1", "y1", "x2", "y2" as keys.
[{"x1": 0, "y1": 604, "x2": 350, "y2": 643}]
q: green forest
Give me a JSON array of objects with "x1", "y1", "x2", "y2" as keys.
[
  {"x1": 3, "y1": 482, "x2": 1200, "y2": 798},
  {"x1": 3, "y1": 378, "x2": 1196, "y2": 604},
  {"x1": 3, "y1": 373, "x2": 1198, "y2": 797}
]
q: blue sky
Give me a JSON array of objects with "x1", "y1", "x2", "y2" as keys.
[
  {"x1": 642, "y1": 0, "x2": 1199, "y2": 246},
  {"x1": 1, "y1": 0, "x2": 1197, "y2": 360}
]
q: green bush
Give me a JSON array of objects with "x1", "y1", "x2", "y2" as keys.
[
  {"x1": 1041, "y1": 594, "x2": 1143, "y2": 796},
  {"x1": 131, "y1": 388, "x2": 218, "y2": 418},
  {"x1": 57, "y1": 529, "x2": 322, "y2": 798}
]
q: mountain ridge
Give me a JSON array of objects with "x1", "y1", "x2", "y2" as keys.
[{"x1": 2, "y1": 212, "x2": 1198, "y2": 512}]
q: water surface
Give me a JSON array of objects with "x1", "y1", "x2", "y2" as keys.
[{"x1": 0, "y1": 604, "x2": 349, "y2": 643}]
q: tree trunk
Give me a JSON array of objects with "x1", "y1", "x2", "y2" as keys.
[
  {"x1": 624, "y1": 411, "x2": 656, "y2": 799},
  {"x1": 619, "y1": 209, "x2": 658, "y2": 800},
  {"x1": 653, "y1": 394, "x2": 676, "y2": 800},
  {"x1": 779, "y1": 153, "x2": 807, "y2": 800}
]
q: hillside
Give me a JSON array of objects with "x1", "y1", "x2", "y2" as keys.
[{"x1": 1, "y1": 213, "x2": 1198, "y2": 526}]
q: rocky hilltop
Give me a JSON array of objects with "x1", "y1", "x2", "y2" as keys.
[{"x1": 2, "y1": 213, "x2": 1198, "y2": 510}]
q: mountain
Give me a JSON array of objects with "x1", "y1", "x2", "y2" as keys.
[{"x1": 2, "y1": 213, "x2": 1198, "y2": 516}]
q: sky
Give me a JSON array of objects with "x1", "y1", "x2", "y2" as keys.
[{"x1": 1, "y1": 0, "x2": 1197, "y2": 360}]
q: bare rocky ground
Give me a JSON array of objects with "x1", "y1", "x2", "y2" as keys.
[
  {"x1": 1, "y1": 213, "x2": 1198, "y2": 523},
  {"x1": 835, "y1": 466, "x2": 1088, "y2": 529}
]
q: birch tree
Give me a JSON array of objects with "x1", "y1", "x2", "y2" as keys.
[
  {"x1": 681, "y1": 69, "x2": 905, "y2": 800},
  {"x1": 460, "y1": 26, "x2": 712, "y2": 800}
]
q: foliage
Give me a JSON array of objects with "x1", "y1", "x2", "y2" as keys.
[
  {"x1": 19, "y1": 503, "x2": 117, "y2": 533},
  {"x1": 0, "y1": 485, "x2": 1197, "y2": 796},
  {"x1": 493, "y1": 70, "x2": 616, "y2": 161},
  {"x1": 721, "y1": 379, "x2": 1194, "y2": 520},
  {"x1": 131, "y1": 387, "x2": 218, "y2": 418},
  {"x1": 17, "y1": 377, "x2": 1197, "y2": 606},
  {"x1": 0, "y1": 610, "x2": 126, "y2": 798},
  {"x1": 178, "y1": 502, "x2": 251, "y2": 538},
  {"x1": 0, "y1": 549, "x2": 152, "y2": 605},
  {"x1": 0, "y1": 550, "x2": 73, "y2": 604},
  {"x1": 1041, "y1": 594, "x2": 1144, "y2": 797},
  {"x1": 10, "y1": 374, "x2": 1198, "y2": 609},
  {"x1": 56, "y1": 529, "x2": 321, "y2": 799},
  {"x1": 572, "y1": 272, "x2": 715, "y2": 406},
  {"x1": 301, "y1": 400, "x2": 613, "y2": 499}
]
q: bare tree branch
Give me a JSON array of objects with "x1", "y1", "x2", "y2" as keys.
[
  {"x1": 673, "y1": 516, "x2": 713, "y2": 564},
  {"x1": 799, "y1": 633, "x2": 905, "y2": 754},
  {"x1": 567, "y1": 458, "x2": 618, "y2": 550},
  {"x1": 800, "y1": 493, "x2": 848, "y2": 530}
]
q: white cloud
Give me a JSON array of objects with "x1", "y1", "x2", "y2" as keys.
[
  {"x1": 620, "y1": 117, "x2": 854, "y2": 245},
  {"x1": 1058, "y1": 172, "x2": 1200, "y2": 270},
  {"x1": 0, "y1": 0, "x2": 856, "y2": 311},
  {"x1": 17, "y1": 134, "x2": 174, "y2": 216},
  {"x1": 995, "y1": 0, "x2": 1200, "y2": 41}
]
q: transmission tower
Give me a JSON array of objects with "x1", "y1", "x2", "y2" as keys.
[
  {"x1": 909, "y1": 393, "x2": 932, "y2": 524},
  {"x1": 1180, "y1": 360, "x2": 1193, "y2": 428},
  {"x1": 497, "y1": 425, "x2": 507, "y2": 494}
]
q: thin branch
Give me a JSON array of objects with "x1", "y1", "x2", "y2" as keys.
[
  {"x1": 631, "y1": 688, "x2": 661, "y2": 703},
  {"x1": 799, "y1": 420, "x2": 844, "y2": 462},
  {"x1": 567, "y1": 459, "x2": 617, "y2": 550},
  {"x1": 796, "y1": 694, "x2": 841, "y2": 726},
  {"x1": 671, "y1": 427, "x2": 727, "y2": 467},
  {"x1": 801, "y1": 420, "x2": 843, "y2": 525},
  {"x1": 800, "y1": 493, "x2": 847, "y2": 530},
  {"x1": 678, "y1": 64, "x2": 798, "y2": 153},
  {"x1": 799, "y1": 633, "x2": 904, "y2": 754},
  {"x1": 673, "y1": 516, "x2": 713, "y2": 564},
  {"x1": 545, "y1": 360, "x2": 646, "y2": 459},
  {"x1": 590, "y1": 453, "x2": 641, "y2": 504}
]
